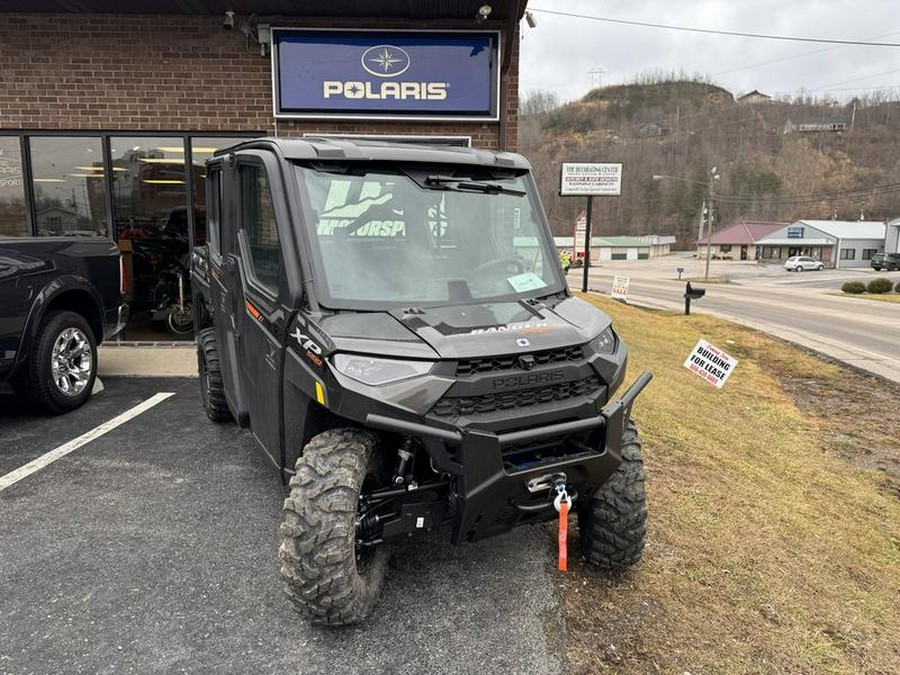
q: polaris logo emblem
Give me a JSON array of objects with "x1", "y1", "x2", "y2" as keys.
[
  {"x1": 361, "y1": 45, "x2": 411, "y2": 78},
  {"x1": 492, "y1": 371, "x2": 564, "y2": 390},
  {"x1": 323, "y1": 44, "x2": 448, "y2": 101}
]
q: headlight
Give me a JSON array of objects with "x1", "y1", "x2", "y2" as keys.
[
  {"x1": 332, "y1": 354, "x2": 434, "y2": 386},
  {"x1": 591, "y1": 326, "x2": 617, "y2": 354}
]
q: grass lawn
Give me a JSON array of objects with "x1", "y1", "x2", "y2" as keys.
[{"x1": 556, "y1": 294, "x2": 900, "y2": 674}]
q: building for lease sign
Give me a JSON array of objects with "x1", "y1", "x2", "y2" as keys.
[
  {"x1": 559, "y1": 162, "x2": 623, "y2": 196},
  {"x1": 611, "y1": 275, "x2": 629, "y2": 301},
  {"x1": 683, "y1": 339, "x2": 738, "y2": 389}
]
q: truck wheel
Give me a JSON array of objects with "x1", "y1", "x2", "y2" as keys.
[
  {"x1": 279, "y1": 429, "x2": 389, "y2": 626},
  {"x1": 197, "y1": 327, "x2": 231, "y2": 422},
  {"x1": 578, "y1": 420, "x2": 647, "y2": 569},
  {"x1": 22, "y1": 310, "x2": 97, "y2": 414}
]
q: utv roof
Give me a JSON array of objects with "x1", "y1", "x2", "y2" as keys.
[{"x1": 214, "y1": 137, "x2": 532, "y2": 170}]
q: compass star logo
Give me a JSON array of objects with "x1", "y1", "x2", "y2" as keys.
[{"x1": 361, "y1": 44, "x2": 411, "y2": 78}]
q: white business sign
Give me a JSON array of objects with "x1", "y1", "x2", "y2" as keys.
[
  {"x1": 683, "y1": 339, "x2": 738, "y2": 389},
  {"x1": 560, "y1": 162, "x2": 623, "y2": 196},
  {"x1": 611, "y1": 276, "x2": 630, "y2": 301}
]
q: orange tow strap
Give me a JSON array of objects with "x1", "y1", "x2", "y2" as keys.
[{"x1": 558, "y1": 501, "x2": 569, "y2": 572}]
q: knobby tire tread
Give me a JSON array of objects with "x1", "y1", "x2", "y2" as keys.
[
  {"x1": 197, "y1": 327, "x2": 231, "y2": 422},
  {"x1": 578, "y1": 420, "x2": 647, "y2": 569},
  {"x1": 279, "y1": 429, "x2": 389, "y2": 625}
]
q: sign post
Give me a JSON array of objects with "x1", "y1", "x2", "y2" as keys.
[{"x1": 559, "y1": 162, "x2": 623, "y2": 293}]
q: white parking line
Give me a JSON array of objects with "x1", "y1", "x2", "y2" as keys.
[{"x1": 0, "y1": 392, "x2": 175, "y2": 493}]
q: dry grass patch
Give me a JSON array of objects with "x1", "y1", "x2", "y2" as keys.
[
  {"x1": 830, "y1": 292, "x2": 900, "y2": 304},
  {"x1": 555, "y1": 294, "x2": 900, "y2": 675}
]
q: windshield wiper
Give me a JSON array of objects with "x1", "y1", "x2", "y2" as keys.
[{"x1": 425, "y1": 175, "x2": 525, "y2": 196}]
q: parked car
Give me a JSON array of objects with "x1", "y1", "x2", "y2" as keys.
[
  {"x1": 870, "y1": 252, "x2": 900, "y2": 271},
  {"x1": 784, "y1": 255, "x2": 824, "y2": 272},
  {"x1": 0, "y1": 237, "x2": 127, "y2": 413}
]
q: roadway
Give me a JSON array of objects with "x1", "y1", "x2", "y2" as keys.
[{"x1": 572, "y1": 256, "x2": 900, "y2": 383}]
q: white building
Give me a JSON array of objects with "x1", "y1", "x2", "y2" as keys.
[
  {"x1": 553, "y1": 235, "x2": 676, "y2": 261},
  {"x1": 756, "y1": 220, "x2": 887, "y2": 268},
  {"x1": 885, "y1": 217, "x2": 900, "y2": 254}
]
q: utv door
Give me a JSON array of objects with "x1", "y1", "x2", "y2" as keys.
[
  {"x1": 231, "y1": 154, "x2": 288, "y2": 465},
  {"x1": 205, "y1": 161, "x2": 245, "y2": 421}
]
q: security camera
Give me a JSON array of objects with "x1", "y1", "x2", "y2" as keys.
[{"x1": 222, "y1": 10, "x2": 235, "y2": 30}]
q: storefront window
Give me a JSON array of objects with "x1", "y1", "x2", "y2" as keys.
[
  {"x1": 29, "y1": 136, "x2": 110, "y2": 237},
  {"x1": 0, "y1": 137, "x2": 27, "y2": 237},
  {"x1": 111, "y1": 137, "x2": 191, "y2": 340},
  {"x1": 190, "y1": 137, "x2": 253, "y2": 246}
]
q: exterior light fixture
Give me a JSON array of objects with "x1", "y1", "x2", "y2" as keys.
[
  {"x1": 477, "y1": 4, "x2": 492, "y2": 21},
  {"x1": 525, "y1": 11, "x2": 536, "y2": 28}
]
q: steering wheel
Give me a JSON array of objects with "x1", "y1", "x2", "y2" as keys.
[{"x1": 470, "y1": 256, "x2": 526, "y2": 278}]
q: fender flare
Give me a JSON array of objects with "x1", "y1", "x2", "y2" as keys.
[{"x1": 15, "y1": 274, "x2": 105, "y2": 370}]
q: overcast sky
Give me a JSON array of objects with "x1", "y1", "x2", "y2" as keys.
[{"x1": 519, "y1": 1, "x2": 900, "y2": 104}]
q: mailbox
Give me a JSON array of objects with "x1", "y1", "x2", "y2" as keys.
[
  {"x1": 685, "y1": 282, "x2": 705, "y2": 299},
  {"x1": 684, "y1": 282, "x2": 705, "y2": 315}
]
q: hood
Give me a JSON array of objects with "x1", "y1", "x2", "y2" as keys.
[{"x1": 319, "y1": 297, "x2": 610, "y2": 360}]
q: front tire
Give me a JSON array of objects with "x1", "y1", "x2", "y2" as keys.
[
  {"x1": 21, "y1": 310, "x2": 97, "y2": 414},
  {"x1": 197, "y1": 327, "x2": 231, "y2": 422},
  {"x1": 279, "y1": 429, "x2": 390, "y2": 625},
  {"x1": 578, "y1": 421, "x2": 647, "y2": 568}
]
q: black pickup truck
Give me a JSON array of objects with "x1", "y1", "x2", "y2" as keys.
[{"x1": 0, "y1": 237, "x2": 127, "y2": 413}]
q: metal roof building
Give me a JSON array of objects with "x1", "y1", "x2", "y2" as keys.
[{"x1": 756, "y1": 220, "x2": 888, "y2": 268}]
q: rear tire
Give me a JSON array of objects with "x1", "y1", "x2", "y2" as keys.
[
  {"x1": 21, "y1": 310, "x2": 97, "y2": 414},
  {"x1": 578, "y1": 420, "x2": 647, "y2": 568},
  {"x1": 197, "y1": 327, "x2": 231, "y2": 422},
  {"x1": 279, "y1": 429, "x2": 390, "y2": 626}
]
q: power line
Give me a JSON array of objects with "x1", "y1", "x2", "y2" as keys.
[{"x1": 528, "y1": 8, "x2": 900, "y2": 48}]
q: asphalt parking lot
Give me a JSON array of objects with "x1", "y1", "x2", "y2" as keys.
[{"x1": 1, "y1": 379, "x2": 562, "y2": 675}]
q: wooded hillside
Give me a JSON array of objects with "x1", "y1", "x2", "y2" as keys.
[{"x1": 519, "y1": 77, "x2": 900, "y2": 247}]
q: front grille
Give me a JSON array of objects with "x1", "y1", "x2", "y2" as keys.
[
  {"x1": 455, "y1": 345, "x2": 584, "y2": 377},
  {"x1": 431, "y1": 375, "x2": 602, "y2": 418}
]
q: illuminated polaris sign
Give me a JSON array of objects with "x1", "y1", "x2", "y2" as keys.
[{"x1": 272, "y1": 29, "x2": 499, "y2": 120}]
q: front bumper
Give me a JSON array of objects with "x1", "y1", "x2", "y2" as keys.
[{"x1": 367, "y1": 371, "x2": 652, "y2": 544}]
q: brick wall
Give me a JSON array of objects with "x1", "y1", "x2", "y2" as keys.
[{"x1": 0, "y1": 13, "x2": 518, "y2": 150}]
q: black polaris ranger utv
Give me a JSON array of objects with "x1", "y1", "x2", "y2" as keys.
[{"x1": 191, "y1": 138, "x2": 651, "y2": 625}]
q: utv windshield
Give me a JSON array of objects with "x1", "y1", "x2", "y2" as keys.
[{"x1": 295, "y1": 164, "x2": 565, "y2": 309}]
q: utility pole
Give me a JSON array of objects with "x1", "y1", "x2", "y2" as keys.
[
  {"x1": 588, "y1": 68, "x2": 605, "y2": 89},
  {"x1": 704, "y1": 167, "x2": 719, "y2": 281}
]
